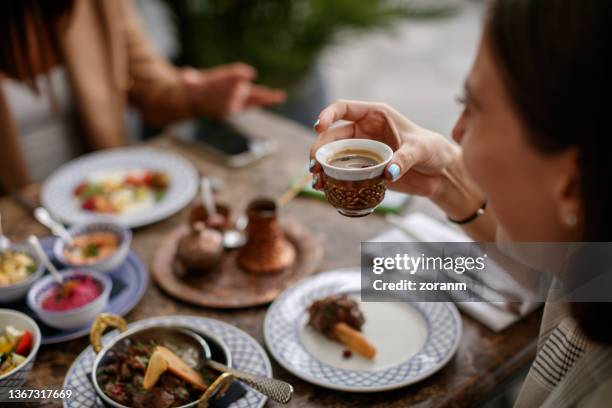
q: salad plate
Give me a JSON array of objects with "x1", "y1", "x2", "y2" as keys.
[
  {"x1": 264, "y1": 269, "x2": 462, "y2": 392},
  {"x1": 41, "y1": 147, "x2": 198, "y2": 228}
]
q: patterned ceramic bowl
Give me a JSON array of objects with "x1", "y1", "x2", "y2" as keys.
[
  {"x1": 27, "y1": 269, "x2": 111, "y2": 330},
  {"x1": 53, "y1": 222, "x2": 132, "y2": 273},
  {"x1": 88, "y1": 314, "x2": 235, "y2": 408},
  {"x1": 0, "y1": 309, "x2": 42, "y2": 399},
  {"x1": 0, "y1": 244, "x2": 45, "y2": 303}
]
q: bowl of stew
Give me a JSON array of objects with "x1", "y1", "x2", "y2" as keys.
[
  {"x1": 27, "y1": 269, "x2": 111, "y2": 330},
  {"x1": 0, "y1": 244, "x2": 44, "y2": 303},
  {"x1": 53, "y1": 222, "x2": 132, "y2": 273},
  {"x1": 89, "y1": 314, "x2": 235, "y2": 408}
]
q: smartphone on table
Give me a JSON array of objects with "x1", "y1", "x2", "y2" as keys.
[{"x1": 172, "y1": 118, "x2": 277, "y2": 168}]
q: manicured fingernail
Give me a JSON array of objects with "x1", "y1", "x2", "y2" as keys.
[
  {"x1": 313, "y1": 119, "x2": 320, "y2": 129},
  {"x1": 387, "y1": 163, "x2": 401, "y2": 181},
  {"x1": 309, "y1": 159, "x2": 316, "y2": 172},
  {"x1": 312, "y1": 174, "x2": 319, "y2": 188}
]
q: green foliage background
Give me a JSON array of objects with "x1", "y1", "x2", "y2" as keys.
[{"x1": 163, "y1": 0, "x2": 454, "y2": 88}]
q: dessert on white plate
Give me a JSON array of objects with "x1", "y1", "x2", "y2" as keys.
[{"x1": 264, "y1": 269, "x2": 462, "y2": 392}]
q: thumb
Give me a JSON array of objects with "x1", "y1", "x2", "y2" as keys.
[{"x1": 385, "y1": 144, "x2": 421, "y2": 182}]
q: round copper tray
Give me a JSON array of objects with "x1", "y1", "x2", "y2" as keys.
[{"x1": 152, "y1": 220, "x2": 323, "y2": 308}]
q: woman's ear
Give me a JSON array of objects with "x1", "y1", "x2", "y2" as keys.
[{"x1": 554, "y1": 148, "x2": 581, "y2": 231}]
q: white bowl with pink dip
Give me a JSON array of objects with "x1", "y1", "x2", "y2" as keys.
[{"x1": 26, "y1": 269, "x2": 111, "y2": 330}]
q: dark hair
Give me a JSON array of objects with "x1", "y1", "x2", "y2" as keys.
[
  {"x1": 486, "y1": 0, "x2": 612, "y2": 344},
  {"x1": 0, "y1": 0, "x2": 74, "y2": 87}
]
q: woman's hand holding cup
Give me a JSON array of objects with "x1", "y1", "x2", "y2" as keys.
[{"x1": 309, "y1": 100, "x2": 460, "y2": 199}]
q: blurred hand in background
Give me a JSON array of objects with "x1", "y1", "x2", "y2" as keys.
[{"x1": 181, "y1": 63, "x2": 286, "y2": 119}]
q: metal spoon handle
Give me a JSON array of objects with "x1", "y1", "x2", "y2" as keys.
[
  {"x1": 206, "y1": 360, "x2": 293, "y2": 404},
  {"x1": 34, "y1": 207, "x2": 72, "y2": 243},
  {"x1": 0, "y1": 212, "x2": 10, "y2": 251},
  {"x1": 28, "y1": 235, "x2": 63, "y2": 284},
  {"x1": 200, "y1": 177, "x2": 218, "y2": 218}
]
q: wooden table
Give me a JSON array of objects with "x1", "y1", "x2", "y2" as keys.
[{"x1": 1, "y1": 110, "x2": 541, "y2": 407}]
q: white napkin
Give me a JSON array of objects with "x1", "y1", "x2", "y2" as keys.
[{"x1": 369, "y1": 212, "x2": 541, "y2": 332}]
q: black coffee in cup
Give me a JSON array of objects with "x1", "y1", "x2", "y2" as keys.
[
  {"x1": 316, "y1": 139, "x2": 393, "y2": 217},
  {"x1": 328, "y1": 149, "x2": 383, "y2": 169}
]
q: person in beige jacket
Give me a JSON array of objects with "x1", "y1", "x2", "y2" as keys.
[
  {"x1": 309, "y1": 0, "x2": 612, "y2": 406},
  {"x1": 0, "y1": 0, "x2": 285, "y2": 193}
]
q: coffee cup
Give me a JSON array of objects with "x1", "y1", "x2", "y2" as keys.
[{"x1": 315, "y1": 138, "x2": 393, "y2": 217}]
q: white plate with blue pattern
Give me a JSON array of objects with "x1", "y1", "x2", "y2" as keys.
[
  {"x1": 264, "y1": 269, "x2": 462, "y2": 392},
  {"x1": 63, "y1": 315, "x2": 272, "y2": 408},
  {"x1": 42, "y1": 147, "x2": 198, "y2": 228}
]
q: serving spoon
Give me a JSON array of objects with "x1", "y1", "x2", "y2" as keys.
[
  {"x1": 203, "y1": 357, "x2": 293, "y2": 404},
  {"x1": 143, "y1": 328, "x2": 294, "y2": 404},
  {"x1": 34, "y1": 207, "x2": 73, "y2": 245},
  {"x1": 222, "y1": 214, "x2": 247, "y2": 249},
  {"x1": 0, "y1": 213, "x2": 10, "y2": 251},
  {"x1": 200, "y1": 177, "x2": 222, "y2": 226},
  {"x1": 200, "y1": 177, "x2": 247, "y2": 249},
  {"x1": 28, "y1": 235, "x2": 66, "y2": 289},
  {"x1": 196, "y1": 332, "x2": 293, "y2": 404}
]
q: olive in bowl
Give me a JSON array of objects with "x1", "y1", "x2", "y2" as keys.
[{"x1": 53, "y1": 222, "x2": 132, "y2": 273}]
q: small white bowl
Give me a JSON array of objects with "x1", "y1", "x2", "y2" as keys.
[
  {"x1": 53, "y1": 222, "x2": 132, "y2": 273},
  {"x1": 27, "y1": 269, "x2": 111, "y2": 330},
  {"x1": 0, "y1": 244, "x2": 45, "y2": 303},
  {"x1": 0, "y1": 309, "x2": 42, "y2": 398}
]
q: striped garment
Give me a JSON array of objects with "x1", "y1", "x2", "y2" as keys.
[
  {"x1": 514, "y1": 303, "x2": 612, "y2": 407},
  {"x1": 532, "y1": 319, "x2": 587, "y2": 391}
]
